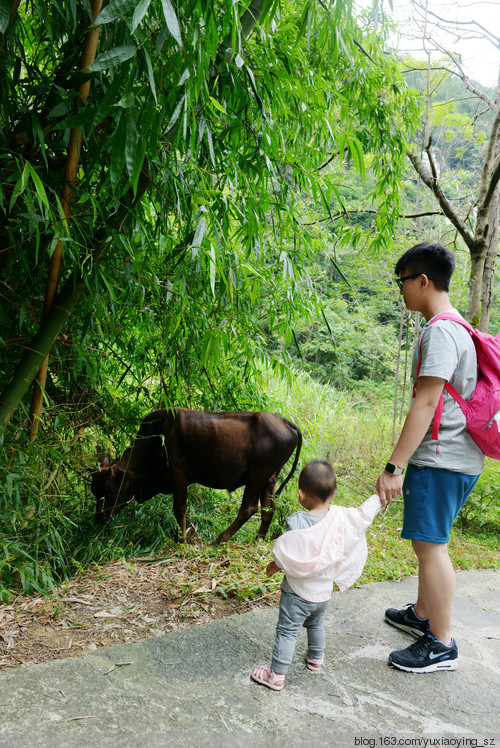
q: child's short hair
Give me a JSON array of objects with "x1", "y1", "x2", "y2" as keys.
[
  {"x1": 298, "y1": 459, "x2": 337, "y2": 502},
  {"x1": 395, "y1": 241, "x2": 455, "y2": 292}
]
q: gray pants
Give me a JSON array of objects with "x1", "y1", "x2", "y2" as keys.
[{"x1": 271, "y1": 584, "x2": 329, "y2": 674}]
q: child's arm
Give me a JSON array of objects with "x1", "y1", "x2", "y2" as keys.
[{"x1": 266, "y1": 560, "x2": 281, "y2": 577}]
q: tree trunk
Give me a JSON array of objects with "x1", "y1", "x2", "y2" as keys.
[
  {"x1": 479, "y1": 188, "x2": 500, "y2": 331},
  {"x1": 0, "y1": 277, "x2": 85, "y2": 431},
  {"x1": 478, "y1": 67, "x2": 500, "y2": 332},
  {"x1": 467, "y1": 249, "x2": 487, "y2": 326},
  {"x1": 27, "y1": 0, "x2": 103, "y2": 442}
]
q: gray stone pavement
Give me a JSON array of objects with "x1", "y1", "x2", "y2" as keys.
[{"x1": 0, "y1": 569, "x2": 499, "y2": 747}]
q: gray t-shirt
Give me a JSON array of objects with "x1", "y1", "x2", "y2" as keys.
[
  {"x1": 409, "y1": 313, "x2": 484, "y2": 475},
  {"x1": 285, "y1": 510, "x2": 328, "y2": 532}
]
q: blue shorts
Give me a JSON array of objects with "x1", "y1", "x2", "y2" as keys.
[{"x1": 402, "y1": 464, "x2": 480, "y2": 544}]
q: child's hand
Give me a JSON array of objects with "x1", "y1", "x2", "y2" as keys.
[{"x1": 266, "y1": 560, "x2": 280, "y2": 577}]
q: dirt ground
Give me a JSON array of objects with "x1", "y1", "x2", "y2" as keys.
[{"x1": 0, "y1": 546, "x2": 279, "y2": 670}]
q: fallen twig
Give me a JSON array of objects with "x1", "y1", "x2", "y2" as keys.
[
  {"x1": 104, "y1": 661, "x2": 133, "y2": 675},
  {"x1": 215, "y1": 709, "x2": 231, "y2": 732}
]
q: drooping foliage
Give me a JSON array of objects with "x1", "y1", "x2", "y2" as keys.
[
  {"x1": 0, "y1": 0, "x2": 419, "y2": 436},
  {"x1": 0, "y1": 0, "x2": 423, "y2": 597}
]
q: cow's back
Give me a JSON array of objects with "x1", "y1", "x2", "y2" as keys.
[{"x1": 164, "y1": 409, "x2": 298, "y2": 491}]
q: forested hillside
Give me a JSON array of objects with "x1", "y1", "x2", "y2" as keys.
[{"x1": 0, "y1": 0, "x2": 499, "y2": 602}]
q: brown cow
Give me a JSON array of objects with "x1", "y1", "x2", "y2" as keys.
[{"x1": 91, "y1": 408, "x2": 302, "y2": 544}]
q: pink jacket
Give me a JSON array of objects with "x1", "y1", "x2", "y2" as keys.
[{"x1": 272, "y1": 494, "x2": 381, "y2": 602}]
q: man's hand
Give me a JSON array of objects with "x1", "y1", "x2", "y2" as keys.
[{"x1": 376, "y1": 472, "x2": 404, "y2": 506}]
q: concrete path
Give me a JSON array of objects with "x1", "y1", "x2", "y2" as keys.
[{"x1": 0, "y1": 569, "x2": 499, "y2": 747}]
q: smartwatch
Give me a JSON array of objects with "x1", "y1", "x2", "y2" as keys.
[{"x1": 385, "y1": 461, "x2": 405, "y2": 476}]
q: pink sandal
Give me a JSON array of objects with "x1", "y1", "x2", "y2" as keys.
[
  {"x1": 251, "y1": 664, "x2": 285, "y2": 691},
  {"x1": 305, "y1": 653, "x2": 324, "y2": 672}
]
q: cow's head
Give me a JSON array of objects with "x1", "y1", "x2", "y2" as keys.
[{"x1": 91, "y1": 455, "x2": 135, "y2": 525}]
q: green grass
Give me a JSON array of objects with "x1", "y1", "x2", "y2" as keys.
[{"x1": 1, "y1": 367, "x2": 500, "y2": 602}]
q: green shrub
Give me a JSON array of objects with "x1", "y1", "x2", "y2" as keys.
[{"x1": 1, "y1": 366, "x2": 499, "y2": 599}]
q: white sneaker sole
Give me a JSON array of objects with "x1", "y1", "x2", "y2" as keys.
[{"x1": 388, "y1": 658, "x2": 458, "y2": 673}]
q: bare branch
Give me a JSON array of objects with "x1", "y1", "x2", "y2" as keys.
[
  {"x1": 411, "y1": 0, "x2": 500, "y2": 50},
  {"x1": 299, "y1": 209, "x2": 444, "y2": 226},
  {"x1": 406, "y1": 147, "x2": 476, "y2": 249},
  {"x1": 435, "y1": 49, "x2": 497, "y2": 110},
  {"x1": 425, "y1": 136, "x2": 439, "y2": 182}
]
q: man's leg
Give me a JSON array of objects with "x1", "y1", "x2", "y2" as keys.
[{"x1": 413, "y1": 540, "x2": 455, "y2": 645}]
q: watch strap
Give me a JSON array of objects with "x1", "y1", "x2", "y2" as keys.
[{"x1": 385, "y1": 461, "x2": 404, "y2": 476}]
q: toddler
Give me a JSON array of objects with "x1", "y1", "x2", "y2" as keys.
[{"x1": 251, "y1": 459, "x2": 383, "y2": 690}]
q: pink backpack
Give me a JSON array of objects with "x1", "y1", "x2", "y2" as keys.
[{"x1": 417, "y1": 312, "x2": 500, "y2": 459}]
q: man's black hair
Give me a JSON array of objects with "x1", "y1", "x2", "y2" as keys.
[
  {"x1": 395, "y1": 241, "x2": 456, "y2": 292},
  {"x1": 298, "y1": 459, "x2": 337, "y2": 502}
]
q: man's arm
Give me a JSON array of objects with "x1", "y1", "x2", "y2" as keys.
[{"x1": 376, "y1": 376, "x2": 446, "y2": 505}]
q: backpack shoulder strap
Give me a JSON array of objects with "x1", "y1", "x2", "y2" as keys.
[
  {"x1": 425, "y1": 312, "x2": 473, "y2": 407},
  {"x1": 427, "y1": 311, "x2": 473, "y2": 334},
  {"x1": 415, "y1": 312, "x2": 471, "y2": 450}
]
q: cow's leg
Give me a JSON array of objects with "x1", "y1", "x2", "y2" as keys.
[
  {"x1": 256, "y1": 475, "x2": 276, "y2": 539},
  {"x1": 213, "y1": 486, "x2": 259, "y2": 545},
  {"x1": 172, "y1": 480, "x2": 188, "y2": 543}
]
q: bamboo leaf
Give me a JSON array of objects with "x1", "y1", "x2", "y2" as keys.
[
  {"x1": 28, "y1": 165, "x2": 49, "y2": 209},
  {"x1": 0, "y1": 0, "x2": 10, "y2": 34},
  {"x1": 109, "y1": 116, "x2": 127, "y2": 191},
  {"x1": 346, "y1": 135, "x2": 365, "y2": 179},
  {"x1": 165, "y1": 94, "x2": 185, "y2": 134},
  {"x1": 131, "y1": 140, "x2": 147, "y2": 197},
  {"x1": 87, "y1": 45, "x2": 137, "y2": 72},
  {"x1": 208, "y1": 243, "x2": 216, "y2": 295},
  {"x1": 131, "y1": 0, "x2": 152, "y2": 32},
  {"x1": 191, "y1": 216, "x2": 206, "y2": 252},
  {"x1": 208, "y1": 96, "x2": 226, "y2": 115},
  {"x1": 143, "y1": 49, "x2": 157, "y2": 104},
  {"x1": 205, "y1": 123, "x2": 216, "y2": 168},
  {"x1": 125, "y1": 109, "x2": 138, "y2": 180},
  {"x1": 91, "y1": 68, "x2": 129, "y2": 127},
  {"x1": 21, "y1": 162, "x2": 29, "y2": 191},
  {"x1": 8, "y1": 174, "x2": 24, "y2": 212},
  {"x1": 96, "y1": 0, "x2": 136, "y2": 25},
  {"x1": 161, "y1": 0, "x2": 182, "y2": 46}
]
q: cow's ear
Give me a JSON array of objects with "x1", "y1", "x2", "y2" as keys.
[
  {"x1": 101, "y1": 454, "x2": 111, "y2": 468},
  {"x1": 110, "y1": 464, "x2": 128, "y2": 479}
]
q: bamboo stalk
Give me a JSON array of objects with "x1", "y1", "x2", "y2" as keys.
[{"x1": 28, "y1": 0, "x2": 103, "y2": 442}]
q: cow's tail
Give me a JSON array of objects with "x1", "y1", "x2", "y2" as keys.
[{"x1": 275, "y1": 425, "x2": 303, "y2": 497}]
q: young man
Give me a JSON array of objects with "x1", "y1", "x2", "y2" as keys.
[{"x1": 376, "y1": 241, "x2": 484, "y2": 673}]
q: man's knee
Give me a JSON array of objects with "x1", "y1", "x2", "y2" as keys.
[{"x1": 412, "y1": 539, "x2": 448, "y2": 560}]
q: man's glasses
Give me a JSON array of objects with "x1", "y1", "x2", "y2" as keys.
[{"x1": 395, "y1": 272, "x2": 433, "y2": 290}]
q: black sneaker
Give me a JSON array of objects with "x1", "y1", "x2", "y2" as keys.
[
  {"x1": 385, "y1": 603, "x2": 430, "y2": 638},
  {"x1": 388, "y1": 632, "x2": 458, "y2": 673}
]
